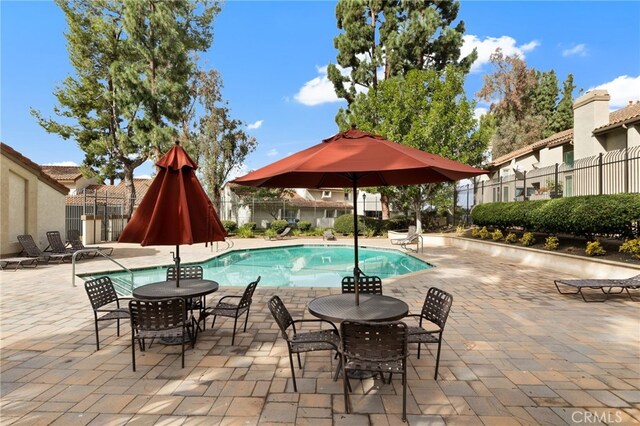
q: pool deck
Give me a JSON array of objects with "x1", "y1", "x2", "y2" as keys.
[{"x1": 1, "y1": 237, "x2": 639, "y2": 425}]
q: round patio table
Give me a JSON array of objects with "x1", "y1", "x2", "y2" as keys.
[{"x1": 308, "y1": 294, "x2": 408, "y2": 323}]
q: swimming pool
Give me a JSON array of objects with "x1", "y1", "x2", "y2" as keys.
[{"x1": 86, "y1": 245, "x2": 432, "y2": 291}]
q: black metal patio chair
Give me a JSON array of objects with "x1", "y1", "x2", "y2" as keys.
[{"x1": 84, "y1": 276, "x2": 131, "y2": 351}]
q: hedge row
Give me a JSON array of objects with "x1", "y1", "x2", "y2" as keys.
[
  {"x1": 471, "y1": 194, "x2": 640, "y2": 239},
  {"x1": 333, "y1": 214, "x2": 412, "y2": 235}
]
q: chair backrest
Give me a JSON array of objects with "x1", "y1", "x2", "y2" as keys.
[
  {"x1": 420, "y1": 287, "x2": 453, "y2": 330},
  {"x1": 129, "y1": 298, "x2": 186, "y2": 332},
  {"x1": 67, "y1": 230, "x2": 84, "y2": 250},
  {"x1": 340, "y1": 320, "x2": 408, "y2": 363},
  {"x1": 17, "y1": 234, "x2": 43, "y2": 257},
  {"x1": 46, "y1": 231, "x2": 68, "y2": 254},
  {"x1": 341, "y1": 275, "x2": 383, "y2": 295},
  {"x1": 238, "y1": 276, "x2": 261, "y2": 309},
  {"x1": 279, "y1": 227, "x2": 291, "y2": 237},
  {"x1": 407, "y1": 225, "x2": 416, "y2": 236},
  {"x1": 84, "y1": 276, "x2": 119, "y2": 310},
  {"x1": 166, "y1": 265, "x2": 203, "y2": 281},
  {"x1": 268, "y1": 295, "x2": 295, "y2": 339}
]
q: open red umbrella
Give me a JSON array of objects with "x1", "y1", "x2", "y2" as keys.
[
  {"x1": 232, "y1": 128, "x2": 486, "y2": 303},
  {"x1": 119, "y1": 142, "x2": 227, "y2": 286}
]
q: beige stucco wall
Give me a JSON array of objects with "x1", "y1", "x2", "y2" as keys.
[
  {"x1": 573, "y1": 90, "x2": 610, "y2": 159},
  {"x1": 628, "y1": 124, "x2": 640, "y2": 148},
  {"x1": 1, "y1": 153, "x2": 66, "y2": 255},
  {"x1": 538, "y1": 145, "x2": 564, "y2": 166}
]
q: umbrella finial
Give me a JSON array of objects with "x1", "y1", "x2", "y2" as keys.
[
  {"x1": 175, "y1": 140, "x2": 180, "y2": 146},
  {"x1": 350, "y1": 123, "x2": 357, "y2": 130}
]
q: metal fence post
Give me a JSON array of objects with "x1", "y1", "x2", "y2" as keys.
[
  {"x1": 598, "y1": 153, "x2": 603, "y2": 195},
  {"x1": 523, "y1": 171, "x2": 527, "y2": 201},
  {"x1": 554, "y1": 163, "x2": 559, "y2": 197},
  {"x1": 624, "y1": 146, "x2": 629, "y2": 193},
  {"x1": 452, "y1": 185, "x2": 457, "y2": 227},
  {"x1": 481, "y1": 181, "x2": 484, "y2": 204},
  {"x1": 499, "y1": 177, "x2": 503, "y2": 202},
  {"x1": 465, "y1": 183, "x2": 470, "y2": 225}
]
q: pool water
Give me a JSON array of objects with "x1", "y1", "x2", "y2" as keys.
[{"x1": 88, "y1": 245, "x2": 432, "y2": 291}]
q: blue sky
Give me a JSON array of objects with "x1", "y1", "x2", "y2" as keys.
[{"x1": 2, "y1": 1, "x2": 639, "y2": 179}]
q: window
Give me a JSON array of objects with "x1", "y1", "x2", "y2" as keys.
[
  {"x1": 344, "y1": 192, "x2": 349, "y2": 201},
  {"x1": 563, "y1": 149, "x2": 574, "y2": 166},
  {"x1": 321, "y1": 190, "x2": 331, "y2": 199},
  {"x1": 565, "y1": 176, "x2": 573, "y2": 197},
  {"x1": 502, "y1": 187, "x2": 509, "y2": 202}
]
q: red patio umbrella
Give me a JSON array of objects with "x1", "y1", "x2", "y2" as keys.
[
  {"x1": 119, "y1": 142, "x2": 227, "y2": 286},
  {"x1": 232, "y1": 128, "x2": 486, "y2": 303}
]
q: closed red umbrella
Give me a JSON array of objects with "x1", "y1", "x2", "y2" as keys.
[
  {"x1": 232, "y1": 128, "x2": 486, "y2": 303},
  {"x1": 119, "y1": 142, "x2": 227, "y2": 286}
]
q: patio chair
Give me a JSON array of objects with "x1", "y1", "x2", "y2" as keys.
[
  {"x1": 406, "y1": 287, "x2": 453, "y2": 380},
  {"x1": 67, "y1": 229, "x2": 114, "y2": 257},
  {"x1": 0, "y1": 257, "x2": 38, "y2": 271},
  {"x1": 268, "y1": 295, "x2": 340, "y2": 392},
  {"x1": 554, "y1": 274, "x2": 640, "y2": 302},
  {"x1": 129, "y1": 297, "x2": 194, "y2": 371},
  {"x1": 340, "y1": 320, "x2": 409, "y2": 421},
  {"x1": 267, "y1": 227, "x2": 292, "y2": 241},
  {"x1": 341, "y1": 275, "x2": 383, "y2": 295},
  {"x1": 84, "y1": 276, "x2": 131, "y2": 351},
  {"x1": 323, "y1": 230, "x2": 336, "y2": 241},
  {"x1": 166, "y1": 265, "x2": 205, "y2": 318},
  {"x1": 196, "y1": 276, "x2": 261, "y2": 344},
  {"x1": 390, "y1": 225, "x2": 423, "y2": 252},
  {"x1": 17, "y1": 234, "x2": 71, "y2": 264}
]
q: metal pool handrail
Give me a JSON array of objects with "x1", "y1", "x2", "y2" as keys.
[{"x1": 71, "y1": 249, "x2": 134, "y2": 292}]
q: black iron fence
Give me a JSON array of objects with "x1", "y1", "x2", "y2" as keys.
[
  {"x1": 65, "y1": 190, "x2": 134, "y2": 242},
  {"x1": 455, "y1": 146, "x2": 640, "y2": 224}
]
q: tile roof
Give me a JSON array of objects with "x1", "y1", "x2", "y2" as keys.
[
  {"x1": 490, "y1": 129, "x2": 573, "y2": 166},
  {"x1": 66, "y1": 178, "x2": 153, "y2": 205},
  {"x1": 594, "y1": 101, "x2": 640, "y2": 133},
  {"x1": 40, "y1": 165, "x2": 83, "y2": 181},
  {"x1": 1, "y1": 143, "x2": 69, "y2": 195}
]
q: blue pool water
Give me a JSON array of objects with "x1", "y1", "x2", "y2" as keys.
[{"x1": 86, "y1": 245, "x2": 432, "y2": 290}]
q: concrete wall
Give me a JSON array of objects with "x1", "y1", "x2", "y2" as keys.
[
  {"x1": 1, "y1": 153, "x2": 66, "y2": 255},
  {"x1": 573, "y1": 90, "x2": 610, "y2": 159},
  {"x1": 629, "y1": 124, "x2": 640, "y2": 148}
]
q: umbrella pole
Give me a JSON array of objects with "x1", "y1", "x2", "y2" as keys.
[
  {"x1": 175, "y1": 245, "x2": 181, "y2": 288},
  {"x1": 352, "y1": 179, "x2": 359, "y2": 306}
]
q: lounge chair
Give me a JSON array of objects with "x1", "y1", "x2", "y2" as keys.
[
  {"x1": 390, "y1": 225, "x2": 423, "y2": 252},
  {"x1": 267, "y1": 226, "x2": 292, "y2": 241},
  {"x1": 67, "y1": 230, "x2": 114, "y2": 257},
  {"x1": 323, "y1": 230, "x2": 336, "y2": 241},
  {"x1": 0, "y1": 257, "x2": 38, "y2": 271},
  {"x1": 17, "y1": 234, "x2": 71, "y2": 264},
  {"x1": 554, "y1": 274, "x2": 640, "y2": 302}
]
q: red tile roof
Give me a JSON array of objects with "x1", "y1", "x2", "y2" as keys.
[
  {"x1": 65, "y1": 178, "x2": 153, "y2": 205},
  {"x1": 40, "y1": 165, "x2": 83, "y2": 181},
  {"x1": 594, "y1": 101, "x2": 640, "y2": 133},
  {"x1": 1, "y1": 143, "x2": 69, "y2": 195},
  {"x1": 490, "y1": 129, "x2": 573, "y2": 166}
]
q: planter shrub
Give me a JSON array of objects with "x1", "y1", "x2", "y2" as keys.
[
  {"x1": 519, "y1": 232, "x2": 535, "y2": 246},
  {"x1": 270, "y1": 220, "x2": 289, "y2": 234},
  {"x1": 619, "y1": 238, "x2": 640, "y2": 259},
  {"x1": 334, "y1": 214, "x2": 366, "y2": 235},
  {"x1": 505, "y1": 232, "x2": 518, "y2": 244},
  {"x1": 544, "y1": 236, "x2": 560, "y2": 250},
  {"x1": 492, "y1": 229, "x2": 503, "y2": 241},
  {"x1": 297, "y1": 221, "x2": 312, "y2": 231},
  {"x1": 586, "y1": 241, "x2": 606, "y2": 256},
  {"x1": 222, "y1": 220, "x2": 237, "y2": 233}
]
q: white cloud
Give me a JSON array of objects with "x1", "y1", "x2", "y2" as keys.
[
  {"x1": 134, "y1": 174, "x2": 152, "y2": 179},
  {"x1": 266, "y1": 149, "x2": 278, "y2": 157},
  {"x1": 294, "y1": 65, "x2": 343, "y2": 106},
  {"x1": 562, "y1": 43, "x2": 587, "y2": 57},
  {"x1": 591, "y1": 75, "x2": 640, "y2": 109},
  {"x1": 226, "y1": 163, "x2": 249, "y2": 183},
  {"x1": 474, "y1": 107, "x2": 488, "y2": 121},
  {"x1": 461, "y1": 35, "x2": 540, "y2": 73},
  {"x1": 43, "y1": 161, "x2": 79, "y2": 166},
  {"x1": 247, "y1": 120, "x2": 264, "y2": 130}
]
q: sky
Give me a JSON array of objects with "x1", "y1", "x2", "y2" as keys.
[{"x1": 2, "y1": 1, "x2": 639, "y2": 180}]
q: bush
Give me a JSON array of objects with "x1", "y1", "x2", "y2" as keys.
[
  {"x1": 619, "y1": 238, "x2": 640, "y2": 259},
  {"x1": 334, "y1": 214, "x2": 367, "y2": 235},
  {"x1": 586, "y1": 241, "x2": 606, "y2": 256},
  {"x1": 297, "y1": 221, "x2": 312, "y2": 231},
  {"x1": 505, "y1": 232, "x2": 518, "y2": 244},
  {"x1": 237, "y1": 227, "x2": 254, "y2": 238},
  {"x1": 222, "y1": 220, "x2": 237, "y2": 233},
  {"x1": 382, "y1": 218, "x2": 412, "y2": 231},
  {"x1": 471, "y1": 227, "x2": 481, "y2": 238},
  {"x1": 544, "y1": 236, "x2": 560, "y2": 250},
  {"x1": 240, "y1": 222, "x2": 256, "y2": 230},
  {"x1": 456, "y1": 225, "x2": 466, "y2": 235},
  {"x1": 478, "y1": 226, "x2": 491, "y2": 239},
  {"x1": 519, "y1": 232, "x2": 535, "y2": 246},
  {"x1": 270, "y1": 219, "x2": 289, "y2": 234},
  {"x1": 492, "y1": 229, "x2": 503, "y2": 241},
  {"x1": 264, "y1": 229, "x2": 277, "y2": 238}
]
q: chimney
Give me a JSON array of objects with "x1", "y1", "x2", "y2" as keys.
[{"x1": 573, "y1": 90, "x2": 610, "y2": 159}]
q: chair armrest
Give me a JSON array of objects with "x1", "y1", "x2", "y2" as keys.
[
  {"x1": 218, "y1": 295, "x2": 241, "y2": 302},
  {"x1": 292, "y1": 318, "x2": 339, "y2": 332}
]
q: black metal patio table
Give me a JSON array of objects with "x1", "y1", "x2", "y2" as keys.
[{"x1": 308, "y1": 294, "x2": 408, "y2": 324}]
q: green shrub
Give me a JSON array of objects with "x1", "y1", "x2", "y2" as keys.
[
  {"x1": 456, "y1": 225, "x2": 466, "y2": 235},
  {"x1": 619, "y1": 238, "x2": 640, "y2": 259},
  {"x1": 222, "y1": 220, "x2": 237, "y2": 233},
  {"x1": 544, "y1": 236, "x2": 560, "y2": 250},
  {"x1": 471, "y1": 227, "x2": 481, "y2": 238},
  {"x1": 270, "y1": 219, "x2": 289, "y2": 234},
  {"x1": 240, "y1": 222, "x2": 256, "y2": 230},
  {"x1": 237, "y1": 227, "x2": 254, "y2": 238},
  {"x1": 505, "y1": 232, "x2": 518, "y2": 244},
  {"x1": 264, "y1": 229, "x2": 277, "y2": 238},
  {"x1": 297, "y1": 221, "x2": 312, "y2": 231},
  {"x1": 334, "y1": 214, "x2": 366, "y2": 235},
  {"x1": 492, "y1": 229, "x2": 503, "y2": 241},
  {"x1": 519, "y1": 232, "x2": 535, "y2": 246},
  {"x1": 382, "y1": 218, "x2": 411, "y2": 231},
  {"x1": 478, "y1": 226, "x2": 491, "y2": 239},
  {"x1": 586, "y1": 241, "x2": 606, "y2": 256}
]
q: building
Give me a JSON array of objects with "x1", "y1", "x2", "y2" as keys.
[
  {"x1": 1, "y1": 143, "x2": 68, "y2": 255},
  {"x1": 39, "y1": 165, "x2": 100, "y2": 195},
  {"x1": 476, "y1": 90, "x2": 640, "y2": 203}
]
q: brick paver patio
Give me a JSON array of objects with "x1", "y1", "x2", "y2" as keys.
[{"x1": 1, "y1": 237, "x2": 639, "y2": 425}]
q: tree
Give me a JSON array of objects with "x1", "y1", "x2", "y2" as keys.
[
  {"x1": 328, "y1": 0, "x2": 475, "y2": 106},
  {"x1": 32, "y1": 0, "x2": 219, "y2": 215},
  {"x1": 340, "y1": 67, "x2": 489, "y2": 232},
  {"x1": 531, "y1": 70, "x2": 559, "y2": 138},
  {"x1": 549, "y1": 74, "x2": 576, "y2": 133},
  {"x1": 231, "y1": 186, "x2": 294, "y2": 220},
  {"x1": 188, "y1": 70, "x2": 257, "y2": 210}
]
